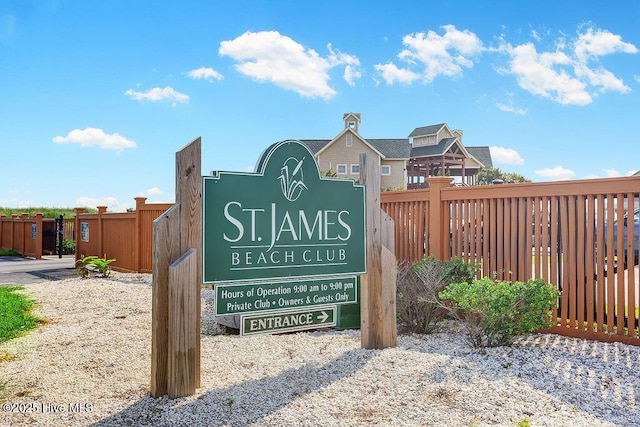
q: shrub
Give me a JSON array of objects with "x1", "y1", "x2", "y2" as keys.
[
  {"x1": 76, "y1": 255, "x2": 116, "y2": 278},
  {"x1": 439, "y1": 277, "x2": 560, "y2": 348},
  {"x1": 62, "y1": 238, "x2": 75, "y2": 255},
  {"x1": 396, "y1": 256, "x2": 479, "y2": 334}
]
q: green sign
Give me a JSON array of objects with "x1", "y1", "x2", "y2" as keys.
[
  {"x1": 215, "y1": 276, "x2": 357, "y2": 316},
  {"x1": 241, "y1": 306, "x2": 336, "y2": 336},
  {"x1": 203, "y1": 140, "x2": 366, "y2": 284}
]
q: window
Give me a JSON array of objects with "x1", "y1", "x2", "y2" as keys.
[
  {"x1": 351, "y1": 164, "x2": 360, "y2": 175},
  {"x1": 346, "y1": 133, "x2": 352, "y2": 147},
  {"x1": 381, "y1": 165, "x2": 391, "y2": 176},
  {"x1": 348, "y1": 121, "x2": 356, "y2": 129},
  {"x1": 336, "y1": 164, "x2": 347, "y2": 175}
]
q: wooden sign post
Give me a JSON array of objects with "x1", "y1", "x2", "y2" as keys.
[
  {"x1": 359, "y1": 152, "x2": 397, "y2": 349},
  {"x1": 151, "y1": 138, "x2": 202, "y2": 398}
]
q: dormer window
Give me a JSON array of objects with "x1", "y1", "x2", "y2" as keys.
[{"x1": 346, "y1": 133, "x2": 352, "y2": 147}]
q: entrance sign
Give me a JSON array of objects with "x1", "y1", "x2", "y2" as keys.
[
  {"x1": 241, "y1": 306, "x2": 336, "y2": 336},
  {"x1": 203, "y1": 140, "x2": 366, "y2": 284},
  {"x1": 215, "y1": 276, "x2": 357, "y2": 316}
]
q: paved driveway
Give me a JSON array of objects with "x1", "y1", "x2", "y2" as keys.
[{"x1": 0, "y1": 255, "x2": 77, "y2": 286}]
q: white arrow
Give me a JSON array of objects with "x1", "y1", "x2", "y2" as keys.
[{"x1": 318, "y1": 311, "x2": 329, "y2": 323}]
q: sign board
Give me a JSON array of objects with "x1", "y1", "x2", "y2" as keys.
[
  {"x1": 80, "y1": 222, "x2": 89, "y2": 242},
  {"x1": 215, "y1": 275, "x2": 357, "y2": 316},
  {"x1": 203, "y1": 140, "x2": 366, "y2": 284},
  {"x1": 31, "y1": 224, "x2": 37, "y2": 240},
  {"x1": 241, "y1": 306, "x2": 336, "y2": 336}
]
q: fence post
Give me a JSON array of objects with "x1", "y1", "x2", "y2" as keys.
[
  {"x1": 426, "y1": 177, "x2": 453, "y2": 260},
  {"x1": 134, "y1": 197, "x2": 147, "y2": 272},
  {"x1": 11, "y1": 214, "x2": 18, "y2": 254},
  {"x1": 0, "y1": 214, "x2": 4, "y2": 249},
  {"x1": 359, "y1": 152, "x2": 397, "y2": 350},
  {"x1": 151, "y1": 137, "x2": 201, "y2": 398},
  {"x1": 21, "y1": 213, "x2": 28, "y2": 257},
  {"x1": 97, "y1": 206, "x2": 107, "y2": 258},
  {"x1": 35, "y1": 213, "x2": 43, "y2": 260},
  {"x1": 74, "y1": 208, "x2": 85, "y2": 263}
]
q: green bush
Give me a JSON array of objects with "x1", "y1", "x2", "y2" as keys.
[
  {"x1": 397, "y1": 256, "x2": 479, "y2": 334},
  {"x1": 76, "y1": 255, "x2": 116, "y2": 278},
  {"x1": 61, "y1": 238, "x2": 75, "y2": 255},
  {"x1": 439, "y1": 277, "x2": 560, "y2": 348}
]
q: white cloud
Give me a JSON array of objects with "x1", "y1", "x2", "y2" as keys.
[
  {"x1": 489, "y1": 146, "x2": 525, "y2": 165},
  {"x1": 375, "y1": 62, "x2": 420, "y2": 85},
  {"x1": 635, "y1": 75, "x2": 640, "y2": 83},
  {"x1": 188, "y1": 67, "x2": 223, "y2": 82},
  {"x1": 499, "y1": 25, "x2": 637, "y2": 105},
  {"x1": 146, "y1": 187, "x2": 162, "y2": 196},
  {"x1": 534, "y1": 165, "x2": 575, "y2": 180},
  {"x1": 500, "y1": 42, "x2": 592, "y2": 105},
  {"x1": 219, "y1": 31, "x2": 361, "y2": 100},
  {"x1": 531, "y1": 29, "x2": 542, "y2": 42},
  {"x1": 376, "y1": 25, "x2": 483, "y2": 85},
  {"x1": 496, "y1": 101, "x2": 527, "y2": 115},
  {"x1": 75, "y1": 196, "x2": 123, "y2": 211},
  {"x1": 573, "y1": 27, "x2": 637, "y2": 62},
  {"x1": 601, "y1": 168, "x2": 622, "y2": 178},
  {"x1": 124, "y1": 86, "x2": 189, "y2": 105},
  {"x1": 53, "y1": 127, "x2": 137, "y2": 152}
]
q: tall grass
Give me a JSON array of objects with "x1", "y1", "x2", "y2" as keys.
[{"x1": 0, "y1": 207, "x2": 96, "y2": 218}]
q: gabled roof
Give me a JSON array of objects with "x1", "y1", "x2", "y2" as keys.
[
  {"x1": 299, "y1": 133, "x2": 411, "y2": 160},
  {"x1": 466, "y1": 146, "x2": 493, "y2": 168},
  {"x1": 408, "y1": 123, "x2": 446, "y2": 138},
  {"x1": 368, "y1": 139, "x2": 411, "y2": 159},
  {"x1": 410, "y1": 137, "x2": 459, "y2": 157},
  {"x1": 300, "y1": 139, "x2": 330, "y2": 155}
]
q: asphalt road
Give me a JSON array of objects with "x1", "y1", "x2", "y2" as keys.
[{"x1": 0, "y1": 255, "x2": 77, "y2": 286}]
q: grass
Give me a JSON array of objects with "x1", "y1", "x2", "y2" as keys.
[{"x1": 0, "y1": 287, "x2": 42, "y2": 343}]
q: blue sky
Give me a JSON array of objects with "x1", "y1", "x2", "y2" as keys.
[{"x1": 1, "y1": 0, "x2": 639, "y2": 211}]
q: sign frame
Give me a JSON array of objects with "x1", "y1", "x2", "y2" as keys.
[
  {"x1": 202, "y1": 140, "x2": 366, "y2": 285},
  {"x1": 240, "y1": 305, "x2": 337, "y2": 336}
]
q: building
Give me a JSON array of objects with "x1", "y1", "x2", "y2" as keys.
[{"x1": 300, "y1": 113, "x2": 492, "y2": 190}]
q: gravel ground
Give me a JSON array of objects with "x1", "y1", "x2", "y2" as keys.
[{"x1": 0, "y1": 273, "x2": 639, "y2": 426}]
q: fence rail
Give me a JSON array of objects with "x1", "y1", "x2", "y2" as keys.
[{"x1": 381, "y1": 175, "x2": 640, "y2": 345}]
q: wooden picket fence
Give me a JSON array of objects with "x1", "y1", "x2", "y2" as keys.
[
  {"x1": 74, "y1": 197, "x2": 172, "y2": 273},
  {"x1": 381, "y1": 175, "x2": 640, "y2": 345},
  {"x1": 0, "y1": 213, "x2": 48, "y2": 258}
]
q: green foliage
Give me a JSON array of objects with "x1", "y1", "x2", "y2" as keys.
[
  {"x1": 382, "y1": 185, "x2": 406, "y2": 192},
  {"x1": 62, "y1": 238, "x2": 75, "y2": 255},
  {"x1": 320, "y1": 169, "x2": 338, "y2": 177},
  {"x1": 0, "y1": 287, "x2": 41, "y2": 343},
  {"x1": 476, "y1": 167, "x2": 531, "y2": 185},
  {"x1": 397, "y1": 256, "x2": 479, "y2": 334},
  {"x1": 0, "y1": 248, "x2": 19, "y2": 257},
  {"x1": 76, "y1": 255, "x2": 116, "y2": 278},
  {"x1": 518, "y1": 419, "x2": 532, "y2": 427},
  {"x1": 439, "y1": 277, "x2": 560, "y2": 348},
  {"x1": 0, "y1": 207, "x2": 98, "y2": 218}
]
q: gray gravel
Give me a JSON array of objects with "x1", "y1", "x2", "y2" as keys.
[{"x1": 0, "y1": 273, "x2": 639, "y2": 426}]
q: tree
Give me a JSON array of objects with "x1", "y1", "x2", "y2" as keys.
[{"x1": 476, "y1": 167, "x2": 530, "y2": 185}]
